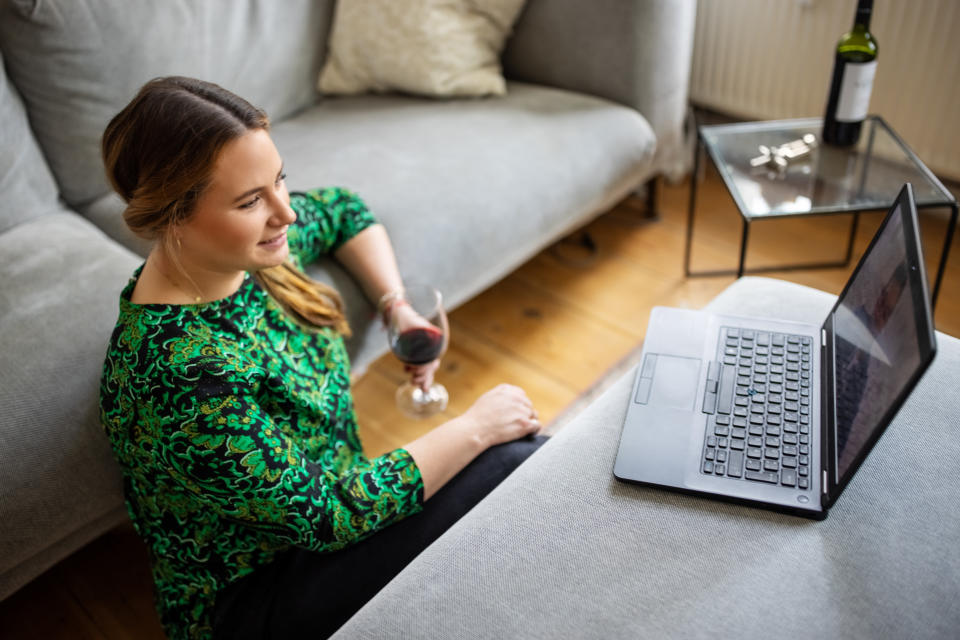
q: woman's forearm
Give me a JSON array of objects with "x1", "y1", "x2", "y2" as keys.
[
  {"x1": 403, "y1": 384, "x2": 541, "y2": 501},
  {"x1": 403, "y1": 415, "x2": 488, "y2": 501},
  {"x1": 333, "y1": 224, "x2": 404, "y2": 305}
]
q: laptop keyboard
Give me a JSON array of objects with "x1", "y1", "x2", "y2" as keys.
[{"x1": 701, "y1": 327, "x2": 813, "y2": 490}]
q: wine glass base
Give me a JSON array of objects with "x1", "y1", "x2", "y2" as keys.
[{"x1": 396, "y1": 382, "x2": 449, "y2": 419}]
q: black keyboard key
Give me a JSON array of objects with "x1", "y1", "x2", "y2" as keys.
[
  {"x1": 702, "y1": 390, "x2": 717, "y2": 414},
  {"x1": 715, "y1": 425, "x2": 730, "y2": 437},
  {"x1": 730, "y1": 439, "x2": 745, "y2": 451},
  {"x1": 728, "y1": 451, "x2": 743, "y2": 477},
  {"x1": 747, "y1": 436, "x2": 763, "y2": 448},
  {"x1": 703, "y1": 460, "x2": 714, "y2": 474},
  {"x1": 764, "y1": 448, "x2": 780, "y2": 460},
  {"x1": 705, "y1": 448, "x2": 715, "y2": 461},
  {"x1": 716, "y1": 414, "x2": 731, "y2": 425},
  {"x1": 781, "y1": 469, "x2": 797, "y2": 487},
  {"x1": 782, "y1": 456, "x2": 798, "y2": 469},
  {"x1": 746, "y1": 470, "x2": 778, "y2": 484},
  {"x1": 717, "y1": 364, "x2": 735, "y2": 414},
  {"x1": 747, "y1": 447, "x2": 762, "y2": 459},
  {"x1": 799, "y1": 477, "x2": 809, "y2": 490},
  {"x1": 746, "y1": 458, "x2": 762, "y2": 471},
  {"x1": 715, "y1": 464, "x2": 726, "y2": 475},
  {"x1": 764, "y1": 459, "x2": 780, "y2": 472}
]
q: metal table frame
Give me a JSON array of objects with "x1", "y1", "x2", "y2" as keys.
[{"x1": 683, "y1": 116, "x2": 958, "y2": 308}]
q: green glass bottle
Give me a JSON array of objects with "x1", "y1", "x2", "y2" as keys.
[{"x1": 822, "y1": 0, "x2": 879, "y2": 147}]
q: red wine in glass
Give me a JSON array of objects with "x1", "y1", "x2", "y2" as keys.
[
  {"x1": 381, "y1": 284, "x2": 449, "y2": 418},
  {"x1": 392, "y1": 326, "x2": 445, "y2": 365}
]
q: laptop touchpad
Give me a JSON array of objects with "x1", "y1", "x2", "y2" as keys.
[{"x1": 647, "y1": 354, "x2": 701, "y2": 410}]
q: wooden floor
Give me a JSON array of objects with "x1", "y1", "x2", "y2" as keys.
[{"x1": 2, "y1": 171, "x2": 957, "y2": 638}]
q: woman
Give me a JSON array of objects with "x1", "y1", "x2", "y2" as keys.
[{"x1": 98, "y1": 76, "x2": 545, "y2": 640}]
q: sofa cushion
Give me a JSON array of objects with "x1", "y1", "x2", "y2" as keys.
[
  {"x1": 0, "y1": 211, "x2": 139, "y2": 600},
  {"x1": 0, "y1": 48, "x2": 60, "y2": 235},
  {"x1": 318, "y1": 0, "x2": 526, "y2": 98},
  {"x1": 271, "y1": 82, "x2": 657, "y2": 370},
  {"x1": 0, "y1": 0, "x2": 334, "y2": 209}
]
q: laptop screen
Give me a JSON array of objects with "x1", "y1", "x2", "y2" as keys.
[{"x1": 831, "y1": 198, "x2": 927, "y2": 481}]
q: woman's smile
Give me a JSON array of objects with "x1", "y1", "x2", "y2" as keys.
[{"x1": 258, "y1": 229, "x2": 288, "y2": 250}]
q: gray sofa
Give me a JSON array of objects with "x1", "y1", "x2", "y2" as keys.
[
  {"x1": 334, "y1": 277, "x2": 960, "y2": 639},
  {"x1": 0, "y1": 0, "x2": 697, "y2": 601}
]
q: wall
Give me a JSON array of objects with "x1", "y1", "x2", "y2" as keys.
[{"x1": 689, "y1": 0, "x2": 960, "y2": 180}]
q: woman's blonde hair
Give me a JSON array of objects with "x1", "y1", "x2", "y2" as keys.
[{"x1": 101, "y1": 76, "x2": 350, "y2": 335}]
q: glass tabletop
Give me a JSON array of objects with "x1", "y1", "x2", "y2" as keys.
[{"x1": 700, "y1": 116, "x2": 956, "y2": 220}]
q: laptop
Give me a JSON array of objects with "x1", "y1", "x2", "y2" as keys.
[{"x1": 613, "y1": 183, "x2": 937, "y2": 519}]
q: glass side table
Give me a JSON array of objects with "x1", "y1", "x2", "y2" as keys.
[{"x1": 684, "y1": 115, "x2": 958, "y2": 307}]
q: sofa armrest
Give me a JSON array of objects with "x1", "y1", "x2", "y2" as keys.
[{"x1": 503, "y1": 0, "x2": 697, "y2": 178}]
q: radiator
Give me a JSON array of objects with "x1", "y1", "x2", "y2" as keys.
[{"x1": 689, "y1": 0, "x2": 960, "y2": 181}]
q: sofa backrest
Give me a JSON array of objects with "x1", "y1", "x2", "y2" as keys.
[
  {"x1": 0, "y1": 0, "x2": 335, "y2": 211},
  {"x1": 0, "y1": 47, "x2": 61, "y2": 236}
]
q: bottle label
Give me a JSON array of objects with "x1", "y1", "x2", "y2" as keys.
[{"x1": 835, "y1": 60, "x2": 877, "y2": 122}]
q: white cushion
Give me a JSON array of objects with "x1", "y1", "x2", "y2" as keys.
[{"x1": 318, "y1": 0, "x2": 526, "y2": 97}]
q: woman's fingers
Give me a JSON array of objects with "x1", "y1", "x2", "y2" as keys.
[{"x1": 405, "y1": 359, "x2": 440, "y2": 391}]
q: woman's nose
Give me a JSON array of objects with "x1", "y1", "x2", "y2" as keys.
[{"x1": 269, "y1": 193, "x2": 297, "y2": 226}]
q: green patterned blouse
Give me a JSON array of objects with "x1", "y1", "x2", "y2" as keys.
[{"x1": 99, "y1": 188, "x2": 424, "y2": 640}]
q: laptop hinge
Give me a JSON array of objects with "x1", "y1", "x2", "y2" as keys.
[
  {"x1": 822, "y1": 470, "x2": 828, "y2": 495},
  {"x1": 821, "y1": 328, "x2": 827, "y2": 347}
]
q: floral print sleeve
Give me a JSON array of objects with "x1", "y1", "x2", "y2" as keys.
[{"x1": 287, "y1": 187, "x2": 378, "y2": 265}]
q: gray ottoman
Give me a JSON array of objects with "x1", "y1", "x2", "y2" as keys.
[{"x1": 333, "y1": 277, "x2": 960, "y2": 640}]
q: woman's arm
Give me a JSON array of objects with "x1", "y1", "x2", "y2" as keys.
[
  {"x1": 334, "y1": 223, "x2": 440, "y2": 390},
  {"x1": 333, "y1": 220, "x2": 544, "y2": 500},
  {"x1": 403, "y1": 384, "x2": 541, "y2": 500},
  {"x1": 333, "y1": 223, "x2": 403, "y2": 305}
]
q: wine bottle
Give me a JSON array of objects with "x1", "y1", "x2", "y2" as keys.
[{"x1": 822, "y1": 0, "x2": 878, "y2": 147}]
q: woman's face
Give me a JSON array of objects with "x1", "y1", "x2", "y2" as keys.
[{"x1": 177, "y1": 128, "x2": 296, "y2": 274}]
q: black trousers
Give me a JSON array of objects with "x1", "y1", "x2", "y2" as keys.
[{"x1": 212, "y1": 435, "x2": 547, "y2": 639}]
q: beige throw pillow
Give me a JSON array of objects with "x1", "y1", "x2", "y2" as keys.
[{"x1": 318, "y1": 0, "x2": 527, "y2": 98}]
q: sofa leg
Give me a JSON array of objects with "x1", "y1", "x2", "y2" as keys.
[
  {"x1": 549, "y1": 177, "x2": 660, "y2": 268},
  {"x1": 643, "y1": 177, "x2": 660, "y2": 221},
  {"x1": 550, "y1": 230, "x2": 599, "y2": 268}
]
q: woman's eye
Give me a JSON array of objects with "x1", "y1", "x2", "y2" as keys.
[
  {"x1": 239, "y1": 195, "x2": 261, "y2": 209},
  {"x1": 276, "y1": 173, "x2": 287, "y2": 186}
]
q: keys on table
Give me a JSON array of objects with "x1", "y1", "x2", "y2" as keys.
[{"x1": 749, "y1": 134, "x2": 818, "y2": 173}]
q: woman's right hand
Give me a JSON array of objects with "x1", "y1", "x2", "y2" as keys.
[{"x1": 460, "y1": 384, "x2": 542, "y2": 449}]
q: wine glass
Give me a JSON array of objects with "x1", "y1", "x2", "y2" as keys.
[{"x1": 381, "y1": 284, "x2": 449, "y2": 418}]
